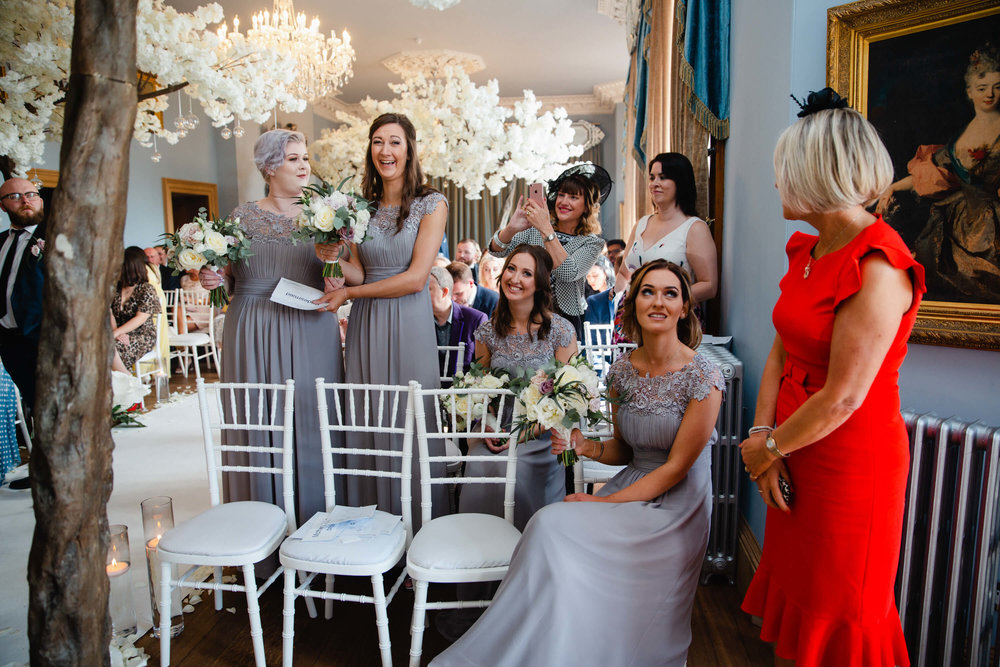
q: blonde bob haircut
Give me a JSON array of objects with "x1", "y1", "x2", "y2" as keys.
[{"x1": 774, "y1": 107, "x2": 893, "y2": 215}]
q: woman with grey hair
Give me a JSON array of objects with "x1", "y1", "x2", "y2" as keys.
[
  {"x1": 200, "y1": 128, "x2": 344, "y2": 528},
  {"x1": 739, "y1": 89, "x2": 924, "y2": 667}
]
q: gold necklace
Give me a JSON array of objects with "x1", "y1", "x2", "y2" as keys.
[{"x1": 803, "y1": 212, "x2": 865, "y2": 279}]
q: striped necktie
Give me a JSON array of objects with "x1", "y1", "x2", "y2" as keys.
[{"x1": 0, "y1": 229, "x2": 25, "y2": 320}]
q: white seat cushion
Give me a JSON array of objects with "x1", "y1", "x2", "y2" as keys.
[
  {"x1": 169, "y1": 333, "x2": 211, "y2": 346},
  {"x1": 158, "y1": 501, "x2": 287, "y2": 558},
  {"x1": 280, "y1": 511, "x2": 405, "y2": 567},
  {"x1": 407, "y1": 514, "x2": 520, "y2": 571}
]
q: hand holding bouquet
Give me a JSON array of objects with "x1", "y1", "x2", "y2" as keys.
[
  {"x1": 163, "y1": 208, "x2": 251, "y2": 307},
  {"x1": 442, "y1": 362, "x2": 511, "y2": 432},
  {"x1": 293, "y1": 178, "x2": 374, "y2": 278},
  {"x1": 510, "y1": 355, "x2": 606, "y2": 466}
]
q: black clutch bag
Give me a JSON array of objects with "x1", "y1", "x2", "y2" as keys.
[{"x1": 777, "y1": 476, "x2": 793, "y2": 505}]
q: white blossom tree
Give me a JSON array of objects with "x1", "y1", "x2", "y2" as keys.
[
  {"x1": 310, "y1": 68, "x2": 585, "y2": 199},
  {"x1": 0, "y1": 0, "x2": 308, "y2": 177}
]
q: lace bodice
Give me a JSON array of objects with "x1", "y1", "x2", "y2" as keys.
[
  {"x1": 230, "y1": 202, "x2": 300, "y2": 246},
  {"x1": 474, "y1": 315, "x2": 575, "y2": 374},
  {"x1": 608, "y1": 351, "x2": 724, "y2": 419},
  {"x1": 369, "y1": 193, "x2": 447, "y2": 237}
]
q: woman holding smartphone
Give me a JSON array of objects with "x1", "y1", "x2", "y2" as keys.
[{"x1": 488, "y1": 164, "x2": 611, "y2": 340}]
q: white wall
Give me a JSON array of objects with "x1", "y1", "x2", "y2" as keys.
[{"x1": 725, "y1": 0, "x2": 1000, "y2": 543}]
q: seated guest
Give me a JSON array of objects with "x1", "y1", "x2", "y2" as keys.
[
  {"x1": 447, "y1": 261, "x2": 498, "y2": 317},
  {"x1": 455, "y1": 237, "x2": 482, "y2": 282},
  {"x1": 429, "y1": 266, "x2": 487, "y2": 378},
  {"x1": 111, "y1": 247, "x2": 162, "y2": 373},
  {"x1": 478, "y1": 252, "x2": 503, "y2": 293},
  {"x1": 145, "y1": 245, "x2": 181, "y2": 291},
  {"x1": 606, "y1": 237, "x2": 625, "y2": 265},
  {"x1": 584, "y1": 261, "x2": 610, "y2": 299},
  {"x1": 585, "y1": 288, "x2": 614, "y2": 326},
  {"x1": 433, "y1": 253, "x2": 451, "y2": 269},
  {"x1": 433, "y1": 259, "x2": 723, "y2": 666}
]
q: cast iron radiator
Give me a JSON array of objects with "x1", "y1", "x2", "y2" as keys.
[
  {"x1": 898, "y1": 412, "x2": 1000, "y2": 667},
  {"x1": 697, "y1": 343, "x2": 743, "y2": 584}
]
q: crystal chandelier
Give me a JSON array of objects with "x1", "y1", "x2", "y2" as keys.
[
  {"x1": 247, "y1": 0, "x2": 355, "y2": 101},
  {"x1": 409, "y1": 0, "x2": 461, "y2": 10}
]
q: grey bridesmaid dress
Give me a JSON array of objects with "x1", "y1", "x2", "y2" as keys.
[
  {"x1": 432, "y1": 351, "x2": 724, "y2": 667},
  {"x1": 342, "y1": 192, "x2": 447, "y2": 528},
  {"x1": 458, "y1": 315, "x2": 575, "y2": 531},
  {"x1": 221, "y1": 202, "x2": 345, "y2": 525}
]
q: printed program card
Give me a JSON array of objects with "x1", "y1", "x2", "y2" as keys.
[{"x1": 269, "y1": 277, "x2": 325, "y2": 311}]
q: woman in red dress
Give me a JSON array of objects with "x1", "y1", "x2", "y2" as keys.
[{"x1": 740, "y1": 88, "x2": 926, "y2": 667}]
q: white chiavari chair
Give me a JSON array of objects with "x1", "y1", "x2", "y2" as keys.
[
  {"x1": 436, "y1": 341, "x2": 466, "y2": 383},
  {"x1": 406, "y1": 383, "x2": 521, "y2": 666},
  {"x1": 279, "y1": 379, "x2": 415, "y2": 667},
  {"x1": 156, "y1": 378, "x2": 296, "y2": 667}
]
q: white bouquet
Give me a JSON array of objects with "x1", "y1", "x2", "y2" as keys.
[
  {"x1": 293, "y1": 178, "x2": 374, "y2": 278},
  {"x1": 163, "y1": 208, "x2": 251, "y2": 307},
  {"x1": 442, "y1": 362, "x2": 511, "y2": 431},
  {"x1": 510, "y1": 355, "x2": 605, "y2": 466}
]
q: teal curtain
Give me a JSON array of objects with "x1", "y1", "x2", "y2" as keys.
[
  {"x1": 676, "y1": 0, "x2": 730, "y2": 140},
  {"x1": 628, "y1": 3, "x2": 653, "y2": 165}
]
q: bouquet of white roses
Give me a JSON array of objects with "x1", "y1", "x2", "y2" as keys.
[
  {"x1": 293, "y1": 178, "x2": 374, "y2": 278},
  {"x1": 111, "y1": 371, "x2": 150, "y2": 427},
  {"x1": 509, "y1": 355, "x2": 606, "y2": 466},
  {"x1": 163, "y1": 208, "x2": 251, "y2": 307},
  {"x1": 442, "y1": 362, "x2": 511, "y2": 431}
]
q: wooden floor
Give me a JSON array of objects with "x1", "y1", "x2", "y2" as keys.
[{"x1": 135, "y1": 573, "x2": 773, "y2": 666}]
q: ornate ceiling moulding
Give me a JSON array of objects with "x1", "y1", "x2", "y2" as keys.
[
  {"x1": 593, "y1": 80, "x2": 626, "y2": 106},
  {"x1": 499, "y1": 93, "x2": 615, "y2": 116},
  {"x1": 381, "y1": 49, "x2": 486, "y2": 79},
  {"x1": 311, "y1": 95, "x2": 365, "y2": 123},
  {"x1": 596, "y1": 0, "x2": 629, "y2": 25}
]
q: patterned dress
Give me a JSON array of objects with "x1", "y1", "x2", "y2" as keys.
[
  {"x1": 221, "y1": 202, "x2": 344, "y2": 525},
  {"x1": 433, "y1": 351, "x2": 723, "y2": 666},
  {"x1": 342, "y1": 192, "x2": 448, "y2": 528},
  {"x1": 459, "y1": 314, "x2": 575, "y2": 530},
  {"x1": 112, "y1": 282, "x2": 161, "y2": 369}
]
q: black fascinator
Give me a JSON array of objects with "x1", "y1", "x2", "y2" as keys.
[
  {"x1": 791, "y1": 87, "x2": 850, "y2": 118},
  {"x1": 547, "y1": 163, "x2": 613, "y2": 206}
]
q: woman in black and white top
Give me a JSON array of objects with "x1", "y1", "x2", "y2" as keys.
[{"x1": 488, "y1": 164, "x2": 610, "y2": 340}]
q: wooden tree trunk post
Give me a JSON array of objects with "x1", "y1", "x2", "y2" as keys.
[{"x1": 27, "y1": 0, "x2": 137, "y2": 663}]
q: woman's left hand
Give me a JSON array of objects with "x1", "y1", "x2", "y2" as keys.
[
  {"x1": 115, "y1": 333, "x2": 129, "y2": 345},
  {"x1": 755, "y1": 459, "x2": 792, "y2": 513},
  {"x1": 315, "y1": 241, "x2": 345, "y2": 263},
  {"x1": 739, "y1": 432, "x2": 776, "y2": 480},
  {"x1": 314, "y1": 287, "x2": 348, "y2": 313},
  {"x1": 564, "y1": 493, "x2": 605, "y2": 503},
  {"x1": 324, "y1": 276, "x2": 346, "y2": 292}
]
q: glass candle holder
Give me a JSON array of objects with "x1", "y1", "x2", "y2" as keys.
[
  {"x1": 154, "y1": 372, "x2": 170, "y2": 404},
  {"x1": 106, "y1": 524, "x2": 137, "y2": 642},
  {"x1": 141, "y1": 496, "x2": 184, "y2": 638}
]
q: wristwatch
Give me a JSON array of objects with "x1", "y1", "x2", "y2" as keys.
[{"x1": 543, "y1": 231, "x2": 557, "y2": 242}]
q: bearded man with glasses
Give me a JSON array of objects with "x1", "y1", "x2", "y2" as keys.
[{"x1": 0, "y1": 178, "x2": 47, "y2": 415}]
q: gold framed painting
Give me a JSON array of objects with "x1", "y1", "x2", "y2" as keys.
[{"x1": 829, "y1": 0, "x2": 1000, "y2": 350}]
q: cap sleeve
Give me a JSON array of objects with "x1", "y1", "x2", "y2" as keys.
[
  {"x1": 832, "y1": 221, "x2": 927, "y2": 310},
  {"x1": 416, "y1": 192, "x2": 448, "y2": 218},
  {"x1": 687, "y1": 354, "x2": 725, "y2": 402},
  {"x1": 549, "y1": 314, "x2": 575, "y2": 349},
  {"x1": 606, "y1": 351, "x2": 633, "y2": 396},
  {"x1": 473, "y1": 319, "x2": 494, "y2": 349},
  {"x1": 137, "y1": 283, "x2": 161, "y2": 315}
]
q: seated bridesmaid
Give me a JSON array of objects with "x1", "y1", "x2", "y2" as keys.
[
  {"x1": 432, "y1": 259, "x2": 723, "y2": 667},
  {"x1": 460, "y1": 244, "x2": 577, "y2": 531}
]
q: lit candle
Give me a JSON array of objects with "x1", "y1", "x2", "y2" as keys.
[
  {"x1": 107, "y1": 558, "x2": 130, "y2": 577},
  {"x1": 147, "y1": 536, "x2": 160, "y2": 550}
]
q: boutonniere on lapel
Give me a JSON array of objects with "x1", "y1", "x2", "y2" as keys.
[{"x1": 29, "y1": 238, "x2": 44, "y2": 259}]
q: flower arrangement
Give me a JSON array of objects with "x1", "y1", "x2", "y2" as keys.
[
  {"x1": 162, "y1": 208, "x2": 251, "y2": 307},
  {"x1": 509, "y1": 355, "x2": 606, "y2": 466},
  {"x1": 442, "y1": 362, "x2": 511, "y2": 431},
  {"x1": 111, "y1": 371, "x2": 150, "y2": 427},
  {"x1": 292, "y1": 178, "x2": 374, "y2": 278}
]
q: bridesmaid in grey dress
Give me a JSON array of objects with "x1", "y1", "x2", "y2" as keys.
[
  {"x1": 432, "y1": 259, "x2": 723, "y2": 667},
  {"x1": 315, "y1": 113, "x2": 448, "y2": 525},
  {"x1": 461, "y1": 244, "x2": 577, "y2": 530},
  {"x1": 200, "y1": 129, "x2": 344, "y2": 525}
]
